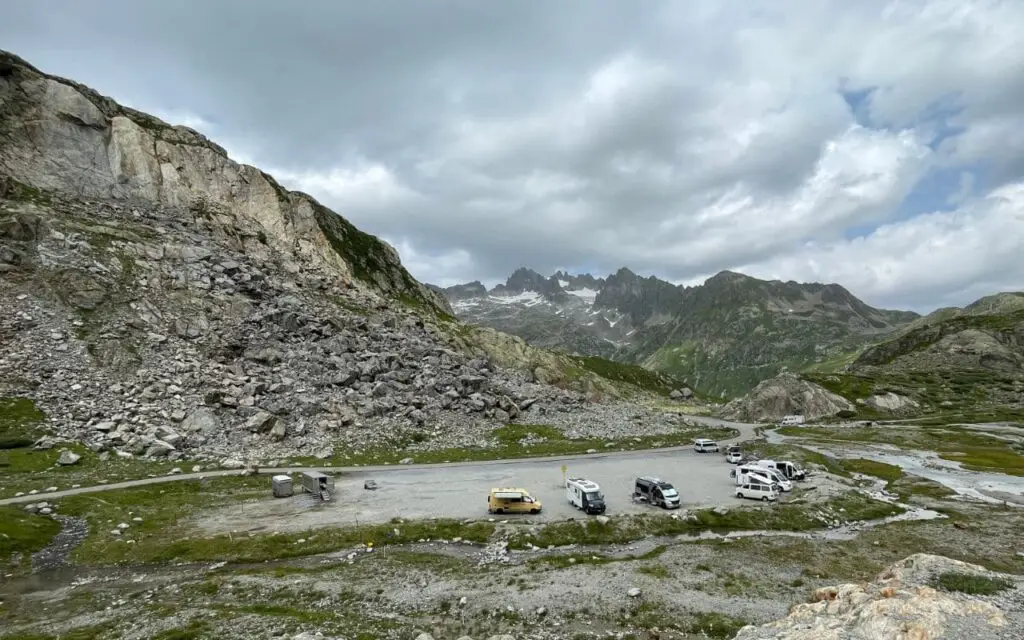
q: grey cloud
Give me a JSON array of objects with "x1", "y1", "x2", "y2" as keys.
[{"x1": 3, "y1": 1, "x2": 1024, "y2": 308}]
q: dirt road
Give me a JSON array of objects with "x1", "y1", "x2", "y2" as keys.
[{"x1": 0, "y1": 417, "x2": 758, "y2": 508}]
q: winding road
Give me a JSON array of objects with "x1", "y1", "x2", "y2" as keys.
[{"x1": 0, "y1": 416, "x2": 759, "y2": 508}]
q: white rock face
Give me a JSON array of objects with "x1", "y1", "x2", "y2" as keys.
[
  {"x1": 733, "y1": 554, "x2": 1016, "y2": 640},
  {"x1": 0, "y1": 51, "x2": 449, "y2": 315}
]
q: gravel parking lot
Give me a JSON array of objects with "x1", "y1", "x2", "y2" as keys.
[{"x1": 197, "y1": 445, "x2": 763, "y2": 535}]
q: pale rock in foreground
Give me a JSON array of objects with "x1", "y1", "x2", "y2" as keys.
[
  {"x1": 733, "y1": 554, "x2": 1020, "y2": 640},
  {"x1": 56, "y1": 450, "x2": 81, "y2": 465}
]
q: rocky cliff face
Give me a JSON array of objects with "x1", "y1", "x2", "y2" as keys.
[
  {"x1": 734, "y1": 553, "x2": 1021, "y2": 640},
  {"x1": 0, "y1": 50, "x2": 696, "y2": 463},
  {"x1": 0, "y1": 50, "x2": 450, "y2": 317}
]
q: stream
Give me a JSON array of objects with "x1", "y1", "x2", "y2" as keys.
[{"x1": 765, "y1": 427, "x2": 1024, "y2": 506}]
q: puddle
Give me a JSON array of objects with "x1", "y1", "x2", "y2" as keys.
[{"x1": 765, "y1": 428, "x2": 1024, "y2": 507}]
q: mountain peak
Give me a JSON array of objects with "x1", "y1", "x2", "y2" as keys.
[
  {"x1": 552, "y1": 270, "x2": 604, "y2": 291},
  {"x1": 705, "y1": 270, "x2": 756, "y2": 285},
  {"x1": 489, "y1": 267, "x2": 567, "y2": 300}
]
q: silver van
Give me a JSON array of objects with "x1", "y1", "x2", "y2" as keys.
[
  {"x1": 736, "y1": 478, "x2": 778, "y2": 502},
  {"x1": 693, "y1": 438, "x2": 720, "y2": 453}
]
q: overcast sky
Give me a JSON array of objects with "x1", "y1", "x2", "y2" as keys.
[{"x1": 3, "y1": 1, "x2": 1023, "y2": 312}]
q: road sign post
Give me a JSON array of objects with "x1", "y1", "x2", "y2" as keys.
[{"x1": 561, "y1": 464, "x2": 567, "y2": 487}]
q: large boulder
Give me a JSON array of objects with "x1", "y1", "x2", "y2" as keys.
[
  {"x1": 733, "y1": 554, "x2": 1017, "y2": 640},
  {"x1": 180, "y1": 408, "x2": 221, "y2": 436},
  {"x1": 863, "y1": 391, "x2": 920, "y2": 414},
  {"x1": 720, "y1": 372, "x2": 853, "y2": 422}
]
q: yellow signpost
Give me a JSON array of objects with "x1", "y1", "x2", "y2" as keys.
[{"x1": 561, "y1": 463, "x2": 567, "y2": 486}]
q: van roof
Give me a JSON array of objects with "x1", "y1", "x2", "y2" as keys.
[
  {"x1": 567, "y1": 477, "x2": 601, "y2": 491},
  {"x1": 638, "y1": 476, "x2": 674, "y2": 488},
  {"x1": 491, "y1": 487, "x2": 529, "y2": 495}
]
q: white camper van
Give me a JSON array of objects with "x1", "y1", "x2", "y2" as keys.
[
  {"x1": 779, "y1": 415, "x2": 805, "y2": 426},
  {"x1": 566, "y1": 477, "x2": 607, "y2": 515},
  {"x1": 732, "y1": 464, "x2": 781, "y2": 492},
  {"x1": 758, "y1": 459, "x2": 806, "y2": 481},
  {"x1": 750, "y1": 463, "x2": 793, "y2": 492}
]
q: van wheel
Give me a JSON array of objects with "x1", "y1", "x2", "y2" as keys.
[
  {"x1": 531, "y1": 508, "x2": 539, "y2": 514},
  {"x1": 761, "y1": 496, "x2": 769, "y2": 502},
  {"x1": 737, "y1": 493, "x2": 744, "y2": 499}
]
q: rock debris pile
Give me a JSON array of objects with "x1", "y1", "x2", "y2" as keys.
[{"x1": 0, "y1": 194, "x2": 693, "y2": 463}]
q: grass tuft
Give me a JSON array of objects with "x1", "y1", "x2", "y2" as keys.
[{"x1": 931, "y1": 571, "x2": 1014, "y2": 595}]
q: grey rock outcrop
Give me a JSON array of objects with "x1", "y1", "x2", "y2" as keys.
[
  {"x1": 720, "y1": 372, "x2": 854, "y2": 422},
  {"x1": 56, "y1": 450, "x2": 81, "y2": 465},
  {"x1": 863, "y1": 391, "x2": 920, "y2": 414},
  {"x1": 0, "y1": 50, "x2": 449, "y2": 317},
  {"x1": 734, "y1": 553, "x2": 1021, "y2": 640}
]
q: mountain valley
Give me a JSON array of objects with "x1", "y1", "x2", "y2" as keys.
[
  {"x1": 437, "y1": 267, "x2": 922, "y2": 398},
  {"x1": 0, "y1": 48, "x2": 1022, "y2": 640}
]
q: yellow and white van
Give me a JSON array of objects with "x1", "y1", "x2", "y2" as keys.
[{"x1": 487, "y1": 487, "x2": 542, "y2": 514}]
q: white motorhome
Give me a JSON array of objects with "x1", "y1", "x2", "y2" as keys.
[
  {"x1": 566, "y1": 477, "x2": 607, "y2": 514},
  {"x1": 759, "y1": 459, "x2": 806, "y2": 481},
  {"x1": 731, "y1": 464, "x2": 779, "y2": 491},
  {"x1": 749, "y1": 463, "x2": 793, "y2": 492},
  {"x1": 779, "y1": 415, "x2": 805, "y2": 426}
]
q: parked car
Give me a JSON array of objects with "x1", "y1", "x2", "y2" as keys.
[
  {"x1": 693, "y1": 438, "x2": 720, "y2": 453},
  {"x1": 487, "y1": 487, "x2": 542, "y2": 514},
  {"x1": 736, "y1": 479, "x2": 778, "y2": 502},
  {"x1": 566, "y1": 476, "x2": 606, "y2": 514},
  {"x1": 633, "y1": 476, "x2": 681, "y2": 509},
  {"x1": 725, "y1": 445, "x2": 743, "y2": 464}
]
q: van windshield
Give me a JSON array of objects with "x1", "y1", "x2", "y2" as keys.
[
  {"x1": 586, "y1": 490, "x2": 604, "y2": 501},
  {"x1": 661, "y1": 488, "x2": 678, "y2": 497}
]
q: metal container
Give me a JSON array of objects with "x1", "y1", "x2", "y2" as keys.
[{"x1": 271, "y1": 474, "x2": 294, "y2": 498}]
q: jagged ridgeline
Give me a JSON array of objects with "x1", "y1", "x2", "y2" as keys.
[{"x1": 439, "y1": 267, "x2": 922, "y2": 398}]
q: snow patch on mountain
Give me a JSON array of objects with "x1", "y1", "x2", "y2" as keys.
[{"x1": 567, "y1": 287, "x2": 598, "y2": 303}]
